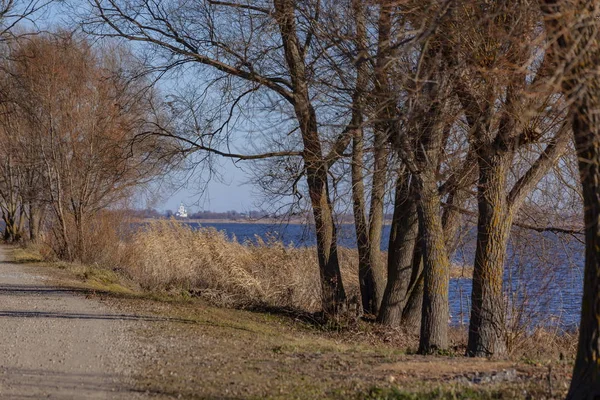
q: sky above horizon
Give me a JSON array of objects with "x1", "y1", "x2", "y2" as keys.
[
  {"x1": 160, "y1": 160, "x2": 256, "y2": 213},
  {"x1": 33, "y1": 3, "x2": 265, "y2": 213}
]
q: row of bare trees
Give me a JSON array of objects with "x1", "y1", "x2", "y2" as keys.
[
  {"x1": 80, "y1": 0, "x2": 579, "y2": 356},
  {"x1": 0, "y1": 32, "x2": 168, "y2": 261},
  {"x1": 0, "y1": 0, "x2": 597, "y2": 396}
]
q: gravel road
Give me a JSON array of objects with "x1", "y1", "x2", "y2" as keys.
[{"x1": 0, "y1": 248, "x2": 145, "y2": 399}]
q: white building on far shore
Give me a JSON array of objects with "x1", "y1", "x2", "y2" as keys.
[{"x1": 175, "y1": 202, "x2": 188, "y2": 218}]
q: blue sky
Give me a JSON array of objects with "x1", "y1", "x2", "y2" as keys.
[{"x1": 162, "y1": 161, "x2": 255, "y2": 213}]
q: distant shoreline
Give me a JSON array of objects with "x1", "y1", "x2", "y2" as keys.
[
  {"x1": 137, "y1": 217, "x2": 308, "y2": 225},
  {"x1": 136, "y1": 217, "x2": 394, "y2": 225}
]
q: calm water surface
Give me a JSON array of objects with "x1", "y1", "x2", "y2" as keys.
[{"x1": 185, "y1": 221, "x2": 584, "y2": 330}]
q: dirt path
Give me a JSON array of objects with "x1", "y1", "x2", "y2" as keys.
[{"x1": 0, "y1": 247, "x2": 144, "y2": 399}]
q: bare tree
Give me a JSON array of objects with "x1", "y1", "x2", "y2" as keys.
[
  {"x1": 2, "y1": 32, "x2": 165, "y2": 260},
  {"x1": 539, "y1": 0, "x2": 600, "y2": 396},
  {"x1": 84, "y1": 0, "x2": 373, "y2": 316}
]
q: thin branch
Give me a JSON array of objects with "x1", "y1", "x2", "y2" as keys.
[{"x1": 208, "y1": 0, "x2": 271, "y2": 15}]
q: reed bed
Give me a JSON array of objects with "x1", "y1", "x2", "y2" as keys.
[
  {"x1": 122, "y1": 220, "x2": 361, "y2": 311},
  {"x1": 40, "y1": 217, "x2": 471, "y2": 311}
]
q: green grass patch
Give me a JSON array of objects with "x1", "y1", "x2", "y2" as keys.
[{"x1": 10, "y1": 247, "x2": 44, "y2": 263}]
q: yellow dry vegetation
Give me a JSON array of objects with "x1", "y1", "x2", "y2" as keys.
[
  {"x1": 34, "y1": 219, "x2": 473, "y2": 312},
  {"x1": 123, "y1": 220, "x2": 360, "y2": 310}
]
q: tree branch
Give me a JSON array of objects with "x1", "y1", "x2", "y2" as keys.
[
  {"x1": 508, "y1": 120, "x2": 571, "y2": 210},
  {"x1": 90, "y1": 0, "x2": 295, "y2": 103},
  {"x1": 208, "y1": 0, "x2": 271, "y2": 15}
]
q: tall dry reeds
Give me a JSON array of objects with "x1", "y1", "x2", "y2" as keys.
[
  {"x1": 39, "y1": 217, "x2": 471, "y2": 313},
  {"x1": 123, "y1": 220, "x2": 361, "y2": 311}
]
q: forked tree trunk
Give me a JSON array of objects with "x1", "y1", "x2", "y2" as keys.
[
  {"x1": 467, "y1": 151, "x2": 512, "y2": 357},
  {"x1": 378, "y1": 173, "x2": 419, "y2": 325}
]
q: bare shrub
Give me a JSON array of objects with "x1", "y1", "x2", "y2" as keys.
[
  {"x1": 40, "y1": 210, "x2": 135, "y2": 270},
  {"x1": 508, "y1": 327, "x2": 578, "y2": 362}
]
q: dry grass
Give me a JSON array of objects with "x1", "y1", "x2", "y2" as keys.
[
  {"x1": 121, "y1": 220, "x2": 360, "y2": 311},
  {"x1": 38, "y1": 216, "x2": 472, "y2": 313},
  {"x1": 35, "y1": 218, "x2": 575, "y2": 361},
  {"x1": 507, "y1": 326, "x2": 578, "y2": 362},
  {"x1": 40, "y1": 209, "x2": 137, "y2": 268},
  {"x1": 117, "y1": 220, "x2": 473, "y2": 311}
]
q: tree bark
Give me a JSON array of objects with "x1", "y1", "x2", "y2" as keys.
[
  {"x1": 365, "y1": 132, "x2": 388, "y2": 315},
  {"x1": 410, "y1": 37, "x2": 451, "y2": 353},
  {"x1": 378, "y1": 172, "x2": 418, "y2": 325},
  {"x1": 27, "y1": 202, "x2": 42, "y2": 243},
  {"x1": 467, "y1": 151, "x2": 512, "y2": 357},
  {"x1": 351, "y1": 125, "x2": 372, "y2": 315},
  {"x1": 417, "y1": 169, "x2": 450, "y2": 353},
  {"x1": 539, "y1": 0, "x2": 600, "y2": 394},
  {"x1": 358, "y1": 0, "x2": 393, "y2": 316},
  {"x1": 308, "y1": 167, "x2": 346, "y2": 316},
  {"x1": 402, "y1": 271, "x2": 424, "y2": 332},
  {"x1": 401, "y1": 236, "x2": 424, "y2": 332},
  {"x1": 350, "y1": 0, "x2": 384, "y2": 316},
  {"x1": 566, "y1": 97, "x2": 600, "y2": 398}
]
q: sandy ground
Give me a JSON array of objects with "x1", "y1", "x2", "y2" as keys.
[{"x1": 0, "y1": 247, "x2": 144, "y2": 399}]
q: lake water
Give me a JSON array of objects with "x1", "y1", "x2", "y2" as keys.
[{"x1": 186, "y1": 221, "x2": 584, "y2": 330}]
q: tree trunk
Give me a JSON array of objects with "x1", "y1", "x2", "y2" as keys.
[
  {"x1": 402, "y1": 271, "x2": 424, "y2": 332},
  {"x1": 539, "y1": 0, "x2": 600, "y2": 394},
  {"x1": 378, "y1": 173, "x2": 418, "y2": 325},
  {"x1": 467, "y1": 151, "x2": 512, "y2": 357},
  {"x1": 417, "y1": 169, "x2": 450, "y2": 353},
  {"x1": 307, "y1": 159, "x2": 347, "y2": 316},
  {"x1": 351, "y1": 125, "x2": 372, "y2": 316},
  {"x1": 2, "y1": 211, "x2": 12, "y2": 242},
  {"x1": 365, "y1": 131, "x2": 388, "y2": 315},
  {"x1": 566, "y1": 97, "x2": 600, "y2": 398},
  {"x1": 349, "y1": 0, "x2": 376, "y2": 317},
  {"x1": 274, "y1": 0, "x2": 347, "y2": 317},
  {"x1": 401, "y1": 235, "x2": 424, "y2": 331},
  {"x1": 74, "y1": 207, "x2": 85, "y2": 261},
  {"x1": 412, "y1": 48, "x2": 451, "y2": 352},
  {"x1": 17, "y1": 204, "x2": 25, "y2": 242},
  {"x1": 361, "y1": 0, "x2": 393, "y2": 316},
  {"x1": 2, "y1": 205, "x2": 21, "y2": 242},
  {"x1": 28, "y1": 203, "x2": 41, "y2": 243}
]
